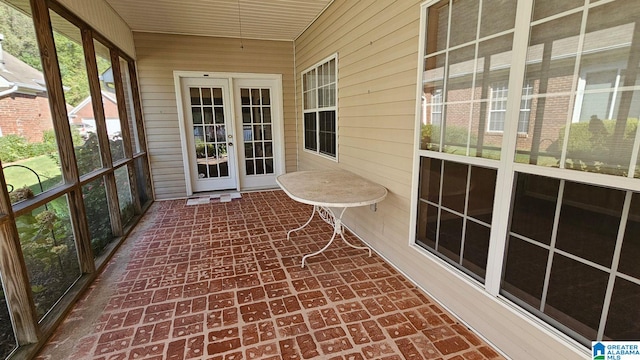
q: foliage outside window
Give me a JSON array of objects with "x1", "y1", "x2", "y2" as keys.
[{"x1": 302, "y1": 55, "x2": 337, "y2": 158}]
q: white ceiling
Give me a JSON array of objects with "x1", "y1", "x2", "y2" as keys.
[{"x1": 104, "y1": 0, "x2": 333, "y2": 41}]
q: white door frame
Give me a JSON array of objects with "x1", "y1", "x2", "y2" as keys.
[{"x1": 174, "y1": 71, "x2": 286, "y2": 196}]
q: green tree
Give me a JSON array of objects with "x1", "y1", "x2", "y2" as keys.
[{"x1": 0, "y1": 3, "x2": 41, "y2": 71}]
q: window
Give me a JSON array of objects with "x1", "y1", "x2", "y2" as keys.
[
  {"x1": 302, "y1": 55, "x2": 337, "y2": 158},
  {"x1": 488, "y1": 81, "x2": 533, "y2": 133},
  {"x1": 416, "y1": 0, "x2": 640, "y2": 349}
]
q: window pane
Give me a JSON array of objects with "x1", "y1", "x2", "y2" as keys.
[
  {"x1": 0, "y1": 272, "x2": 17, "y2": 358},
  {"x1": 449, "y1": 0, "x2": 478, "y2": 47},
  {"x1": 467, "y1": 166, "x2": 496, "y2": 224},
  {"x1": 502, "y1": 236, "x2": 548, "y2": 309},
  {"x1": 82, "y1": 178, "x2": 114, "y2": 257},
  {"x1": 556, "y1": 182, "x2": 624, "y2": 267},
  {"x1": 120, "y1": 58, "x2": 141, "y2": 154},
  {"x1": 510, "y1": 173, "x2": 559, "y2": 245},
  {"x1": 135, "y1": 157, "x2": 152, "y2": 207},
  {"x1": 418, "y1": 157, "x2": 441, "y2": 203},
  {"x1": 441, "y1": 161, "x2": 467, "y2": 213},
  {"x1": 545, "y1": 254, "x2": 608, "y2": 341},
  {"x1": 50, "y1": 11, "x2": 107, "y2": 176},
  {"x1": 604, "y1": 278, "x2": 640, "y2": 340},
  {"x1": 532, "y1": 0, "x2": 585, "y2": 21},
  {"x1": 425, "y1": 0, "x2": 449, "y2": 55},
  {"x1": 438, "y1": 210, "x2": 463, "y2": 263},
  {"x1": 17, "y1": 196, "x2": 81, "y2": 319},
  {"x1": 0, "y1": 3, "x2": 62, "y2": 202},
  {"x1": 318, "y1": 111, "x2": 336, "y2": 156},
  {"x1": 462, "y1": 221, "x2": 490, "y2": 280},
  {"x1": 115, "y1": 166, "x2": 134, "y2": 226},
  {"x1": 93, "y1": 40, "x2": 124, "y2": 162},
  {"x1": 416, "y1": 201, "x2": 438, "y2": 250},
  {"x1": 304, "y1": 113, "x2": 317, "y2": 151},
  {"x1": 479, "y1": 0, "x2": 516, "y2": 38}
]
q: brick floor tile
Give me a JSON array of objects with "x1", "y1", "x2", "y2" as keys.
[{"x1": 36, "y1": 192, "x2": 504, "y2": 360}]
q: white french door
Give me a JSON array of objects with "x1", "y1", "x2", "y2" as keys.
[
  {"x1": 181, "y1": 77, "x2": 237, "y2": 192},
  {"x1": 178, "y1": 74, "x2": 284, "y2": 194},
  {"x1": 233, "y1": 79, "x2": 281, "y2": 190}
]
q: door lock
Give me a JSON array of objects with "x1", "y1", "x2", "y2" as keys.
[{"x1": 228, "y1": 142, "x2": 233, "y2": 146}]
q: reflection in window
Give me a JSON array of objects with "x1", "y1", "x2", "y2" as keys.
[
  {"x1": 16, "y1": 196, "x2": 80, "y2": 320},
  {"x1": 416, "y1": 157, "x2": 496, "y2": 282},
  {"x1": 302, "y1": 55, "x2": 337, "y2": 158}
]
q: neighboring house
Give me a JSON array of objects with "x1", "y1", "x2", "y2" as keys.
[
  {"x1": 68, "y1": 90, "x2": 121, "y2": 138},
  {"x1": 0, "y1": 37, "x2": 53, "y2": 143}
]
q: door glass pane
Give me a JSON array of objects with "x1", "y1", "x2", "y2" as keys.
[
  {"x1": 191, "y1": 87, "x2": 228, "y2": 179},
  {"x1": 82, "y1": 177, "x2": 114, "y2": 258},
  {"x1": 17, "y1": 195, "x2": 80, "y2": 319},
  {"x1": 241, "y1": 88, "x2": 274, "y2": 175},
  {"x1": 0, "y1": 272, "x2": 17, "y2": 358},
  {"x1": 0, "y1": 3, "x2": 63, "y2": 202},
  {"x1": 115, "y1": 166, "x2": 134, "y2": 226}
]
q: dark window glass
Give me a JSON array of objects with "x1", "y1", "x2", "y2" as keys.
[
  {"x1": 416, "y1": 201, "x2": 438, "y2": 249},
  {"x1": 604, "y1": 278, "x2": 640, "y2": 340},
  {"x1": 502, "y1": 237, "x2": 548, "y2": 309},
  {"x1": 467, "y1": 166, "x2": 497, "y2": 224},
  {"x1": 510, "y1": 174, "x2": 559, "y2": 245},
  {"x1": 438, "y1": 210, "x2": 463, "y2": 262},
  {"x1": 418, "y1": 157, "x2": 441, "y2": 203},
  {"x1": 441, "y1": 161, "x2": 467, "y2": 213},
  {"x1": 556, "y1": 182, "x2": 623, "y2": 267},
  {"x1": 545, "y1": 254, "x2": 608, "y2": 341},
  {"x1": 304, "y1": 113, "x2": 317, "y2": 151},
  {"x1": 462, "y1": 221, "x2": 490, "y2": 279},
  {"x1": 618, "y1": 193, "x2": 640, "y2": 278},
  {"x1": 319, "y1": 111, "x2": 336, "y2": 156}
]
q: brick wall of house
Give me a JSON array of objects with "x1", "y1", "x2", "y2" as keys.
[{"x1": 0, "y1": 93, "x2": 54, "y2": 143}]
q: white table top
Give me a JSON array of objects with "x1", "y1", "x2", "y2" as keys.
[{"x1": 276, "y1": 170, "x2": 387, "y2": 208}]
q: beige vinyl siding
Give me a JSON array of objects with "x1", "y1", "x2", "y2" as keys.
[
  {"x1": 134, "y1": 32, "x2": 296, "y2": 200},
  {"x1": 294, "y1": 1, "x2": 585, "y2": 359},
  {"x1": 57, "y1": 0, "x2": 135, "y2": 57}
]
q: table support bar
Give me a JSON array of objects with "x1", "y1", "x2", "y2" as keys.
[{"x1": 288, "y1": 205, "x2": 372, "y2": 268}]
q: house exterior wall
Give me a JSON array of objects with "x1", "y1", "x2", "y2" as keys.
[
  {"x1": 0, "y1": 93, "x2": 53, "y2": 142},
  {"x1": 134, "y1": 32, "x2": 296, "y2": 200},
  {"x1": 57, "y1": 0, "x2": 135, "y2": 58},
  {"x1": 294, "y1": 1, "x2": 584, "y2": 359}
]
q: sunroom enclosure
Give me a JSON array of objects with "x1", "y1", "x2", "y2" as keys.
[
  {"x1": 0, "y1": 0, "x2": 151, "y2": 358},
  {"x1": 414, "y1": 0, "x2": 640, "y2": 349}
]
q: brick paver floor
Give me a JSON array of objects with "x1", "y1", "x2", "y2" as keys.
[{"x1": 36, "y1": 190, "x2": 505, "y2": 360}]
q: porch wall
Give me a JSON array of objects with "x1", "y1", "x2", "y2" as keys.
[
  {"x1": 133, "y1": 32, "x2": 296, "y2": 200},
  {"x1": 294, "y1": 1, "x2": 583, "y2": 359},
  {"x1": 57, "y1": 0, "x2": 135, "y2": 58}
]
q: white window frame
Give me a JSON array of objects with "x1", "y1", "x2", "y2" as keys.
[
  {"x1": 487, "y1": 81, "x2": 533, "y2": 134},
  {"x1": 301, "y1": 53, "x2": 338, "y2": 160}
]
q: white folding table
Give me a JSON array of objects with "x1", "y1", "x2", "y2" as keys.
[{"x1": 276, "y1": 170, "x2": 388, "y2": 267}]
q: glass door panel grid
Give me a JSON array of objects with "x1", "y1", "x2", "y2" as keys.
[
  {"x1": 190, "y1": 86, "x2": 228, "y2": 179},
  {"x1": 241, "y1": 88, "x2": 274, "y2": 175}
]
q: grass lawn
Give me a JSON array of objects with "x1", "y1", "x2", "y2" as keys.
[{"x1": 3, "y1": 154, "x2": 62, "y2": 194}]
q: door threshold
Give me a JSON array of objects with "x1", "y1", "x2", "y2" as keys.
[{"x1": 186, "y1": 191, "x2": 241, "y2": 205}]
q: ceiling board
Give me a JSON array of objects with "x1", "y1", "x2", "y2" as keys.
[{"x1": 104, "y1": 0, "x2": 333, "y2": 41}]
